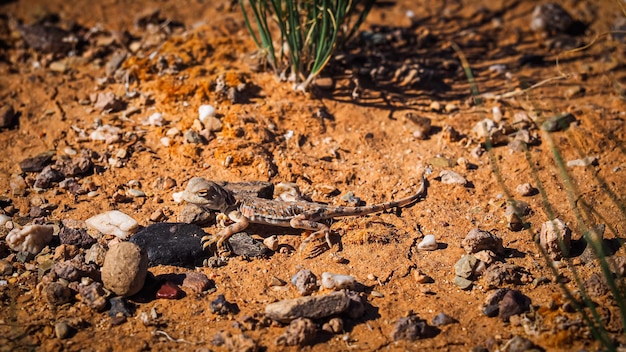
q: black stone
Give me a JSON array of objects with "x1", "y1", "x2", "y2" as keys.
[
  {"x1": 108, "y1": 297, "x2": 135, "y2": 317},
  {"x1": 229, "y1": 232, "x2": 271, "y2": 258},
  {"x1": 391, "y1": 314, "x2": 439, "y2": 341},
  {"x1": 129, "y1": 223, "x2": 209, "y2": 267},
  {"x1": 431, "y1": 312, "x2": 458, "y2": 326},
  {"x1": 19, "y1": 151, "x2": 55, "y2": 172},
  {"x1": 210, "y1": 294, "x2": 239, "y2": 315},
  {"x1": 499, "y1": 290, "x2": 531, "y2": 322}
]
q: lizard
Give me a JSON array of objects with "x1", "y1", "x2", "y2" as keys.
[{"x1": 180, "y1": 175, "x2": 427, "y2": 255}]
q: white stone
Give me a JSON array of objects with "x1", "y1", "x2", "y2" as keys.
[
  {"x1": 198, "y1": 105, "x2": 216, "y2": 122},
  {"x1": 89, "y1": 125, "x2": 121, "y2": 144},
  {"x1": 85, "y1": 210, "x2": 138, "y2": 240},
  {"x1": 567, "y1": 156, "x2": 598, "y2": 167},
  {"x1": 439, "y1": 170, "x2": 468, "y2": 185},
  {"x1": 321, "y1": 272, "x2": 355, "y2": 290},
  {"x1": 472, "y1": 118, "x2": 497, "y2": 138},
  {"x1": 146, "y1": 112, "x2": 165, "y2": 126},
  {"x1": 0, "y1": 214, "x2": 11, "y2": 227},
  {"x1": 492, "y1": 106, "x2": 503, "y2": 122},
  {"x1": 6, "y1": 225, "x2": 54, "y2": 254},
  {"x1": 160, "y1": 137, "x2": 171, "y2": 146},
  {"x1": 417, "y1": 234, "x2": 437, "y2": 250}
]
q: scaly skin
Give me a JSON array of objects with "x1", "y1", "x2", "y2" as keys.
[{"x1": 181, "y1": 175, "x2": 427, "y2": 255}]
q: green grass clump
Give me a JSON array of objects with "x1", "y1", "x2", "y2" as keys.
[{"x1": 239, "y1": 0, "x2": 374, "y2": 91}]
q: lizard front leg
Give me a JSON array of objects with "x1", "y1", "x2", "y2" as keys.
[
  {"x1": 289, "y1": 214, "x2": 332, "y2": 254},
  {"x1": 202, "y1": 211, "x2": 250, "y2": 255}
]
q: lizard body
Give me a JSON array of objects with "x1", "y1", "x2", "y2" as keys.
[{"x1": 181, "y1": 176, "x2": 427, "y2": 254}]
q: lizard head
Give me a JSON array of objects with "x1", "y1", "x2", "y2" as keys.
[{"x1": 182, "y1": 177, "x2": 236, "y2": 212}]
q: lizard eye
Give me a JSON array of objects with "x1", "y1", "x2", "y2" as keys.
[{"x1": 197, "y1": 189, "x2": 209, "y2": 198}]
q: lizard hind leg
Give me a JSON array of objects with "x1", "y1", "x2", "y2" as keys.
[{"x1": 290, "y1": 215, "x2": 332, "y2": 255}]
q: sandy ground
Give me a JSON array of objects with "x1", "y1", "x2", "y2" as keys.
[{"x1": 1, "y1": 0, "x2": 626, "y2": 350}]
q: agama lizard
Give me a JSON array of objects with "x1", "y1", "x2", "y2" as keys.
[{"x1": 181, "y1": 175, "x2": 427, "y2": 255}]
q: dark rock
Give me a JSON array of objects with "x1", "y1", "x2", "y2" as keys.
[
  {"x1": 391, "y1": 314, "x2": 438, "y2": 341},
  {"x1": 499, "y1": 290, "x2": 531, "y2": 322},
  {"x1": 265, "y1": 291, "x2": 351, "y2": 323},
  {"x1": 156, "y1": 281, "x2": 184, "y2": 299},
  {"x1": 0, "y1": 105, "x2": 17, "y2": 129},
  {"x1": 78, "y1": 282, "x2": 107, "y2": 311},
  {"x1": 530, "y1": 3, "x2": 574, "y2": 34},
  {"x1": 482, "y1": 304, "x2": 499, "y2": 317},
  {"x1": 541, "y1": 113, "x2": 576, "y2": 132},
  {"x1": 346, "y1": 291, "x2": 366, "y2": 319},
  {"x1": 108, "y1": 297, "x2": 134, "y2": 318},
  {"x1": 34, "y1": 166, "x2": 64, "y2": 189},
  {"x1": 54, "y1": 321, "x2": 73, "y2": 339},
  {"x1": 55, "y1": 156, "x2": 93, "y2": 177},
  {"x1": 29, "y1": 206, "x2": 47, "y2": 218},
  {"x1": 291, "y1": 269, "x2": 318, "y2": 296},
  {"x1": 43, "y1": 282, "x2": 73, "y2": 306},
  {"x1": 431, "y1": 312, "x2": 458, "y2": 326},
  {"x1": 52, "y1": 256, "x2": 99, "y2": 282},
  {"x1": 229, "y1": 232, "x2": 271, "y2": 257},
  {"x1": 19, "y1": 151, "x2": 55, "y2": 173},
  {"x1": 17, "y1": 23, "x2": 77, "y2": 54},
  {"x1": 59, "y1": 226, "x2": 96, "y2": 248},
  {"x1": 210, "y1": 294, "x2": 239, "y2": 315},
  {"x1": 276, "y1": 318, "x2": 317, "y2": 346},
  {"x1": 129, "y1": 223, "x2": 209, "y2": 267}
]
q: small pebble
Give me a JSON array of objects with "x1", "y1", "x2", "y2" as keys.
[
  {"x1": 210, "y1": 294, "x2": 238, "y2": 315},
  {"x1": 263, "y1": 235, "x2": 279, "y2": 251},
  {"x1": 417, "y1": 234, "x2": 437, "y2": 250},
  {"x1": 391, "y1": 314, "x2": 433, "y2": 341},
  {"x1": 43, "y1": 282, "x2": 73, "y2": 306},
  {"x1": 431, "y1": 312, "x2": 458, "y2": 326},
  {"x1": 322, "y1": 317, "x2": 344, "y2": 334},
  {"x1": 182, "y1": 272, "x2": 212, "y2": 293},
  {"x1": 54, "y1": 321, "x2": 72, "y2": 339},
  {"x1": 444, "y1": 103, "x2": 458, "y2": 112},
  {"x1": 498, "y1": 290, "x2": 531, "y2": 322},
  {"x1": 566, "y1": 156, "x2": 598, "y2": 167},
  {"x1": 0, "y1": 105, "x2": 17, "y2": 128},
  {"x1": 291, "y1": 269, "x2": 318, "y2": 296},
  {"x1": 198, "y1": 104, "x2": 216, "y2": 122},
  {"x1": 515, "y1": 183, "x2": 535, "y2": 196},
  {"x1": 413, "y1": 269, "x2": 432, "y2": 284},
  {"x1": 461, "y1": 229, "x2": 505, "y2": 255},
  {"x1": 146, "y1": 112, "x2": 165, "y2": 126},
  {"x1": 439, "y1": 170, "x2": 467, "y2": 186},
  {"x1": 276, "y1": 318, "x2": 317, "y2": 346},
  {"x1": 321, "y1": 272, "x2": 355, "y2": 290},
  {"x1": 156, "y1": 281, "x2": 184, "y2": 299},
  {"x1": 149, "y1": 209, "x2": 166, "y2": 222},
  {"x1": 77, "y1": 281, "x2": 108, "y2": 311}
]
